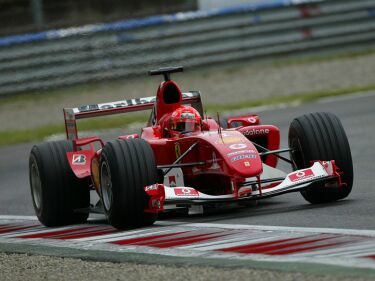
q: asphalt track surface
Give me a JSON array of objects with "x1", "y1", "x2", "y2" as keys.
[{"x1": 0, "y1": 92, "x2": 374, "y2": 230}]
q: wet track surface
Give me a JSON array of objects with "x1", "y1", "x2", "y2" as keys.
[{"x1": 0, "y1": 92, "x2": 374, "y2": 230}]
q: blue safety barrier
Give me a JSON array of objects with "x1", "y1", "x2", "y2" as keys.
[
  {"x1": 0, "y1": 0, "x2": 319, "y2": 47},
  {"x1": 0, "y1": 0, "x2": 373, "y2": 95}
]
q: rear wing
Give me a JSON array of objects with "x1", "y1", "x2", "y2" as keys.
[{"x1": 63, "y1": 91, "x2": 203, "y2": 140}]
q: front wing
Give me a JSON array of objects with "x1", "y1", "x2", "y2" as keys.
[{"x1": 144, "y1": 161, "x2": 344, "y2": 212}]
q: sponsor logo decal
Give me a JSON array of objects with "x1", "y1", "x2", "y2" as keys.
[
  {"x1": 227, "y1": 150, "x2": 256, "y2": 156},
  {"x1": 244, "y1": 161, "x2": 251, "y2": 167},
  {"x1": 243, "y1": 128, "x2": 270, "y2": 136},
  {"x1": 222, "y1": 137, "x2": 243, "y2": 144},
  {"x1": 216, "y1": 137, "x2": 243, "y2": 144},
  {"x1": 248, "y1": 117, "x2": 257, "y2": 123},
  {"x1": 72, "y1": 154, "x2": 86, "y2": 165},
  {"x1": 77, "y1": 93, "x2": 197, "y2": 113},
  {"x1": 78, "y1": 104, "x2": 100, "y2": 112},
  {"x1": 180, "y1": 113, "x2": 195, "y2": 119},
  {"x1": 175, "y1": 143, "x2": 181, "y2": 158},
  {"x1": 169, "y1": 176, "x2": 177, "y2": 187},
  {"x1": 229, "y1": 143, "x2": 247, "y2": 150},
  {"x1": 78, "y1": 97, "x2": 156, "y2": 112},
  {"x1": 231, "y1": 154, "x2": 256, "y2": 162},
  {"x1": 174, "y1": 188, "x2": 199, "y2": 197},
  {"x1": 145, "y1": 184, "x2": 159, "y2": 192},
  {"x1": 289, "y1": 169, "x2": 314, "y2": 182}
]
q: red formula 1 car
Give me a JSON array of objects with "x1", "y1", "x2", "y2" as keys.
[{"x1": 29, "y1": 67, "x2": 353, "y2": 229}]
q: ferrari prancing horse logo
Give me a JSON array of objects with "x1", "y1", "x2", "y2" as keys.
[{"x1": 174, "y1": 143, "x2": 181, "y2": 159}]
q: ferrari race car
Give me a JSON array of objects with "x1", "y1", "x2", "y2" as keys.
[{"x1": 29, "y1": 67, "x2": 353, "y2": 229}]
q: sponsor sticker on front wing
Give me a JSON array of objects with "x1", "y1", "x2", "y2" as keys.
[
  {"x1": 288, "y1": 169, "x2": 314, "y2": 182},
  {"x1": 174, "y1": 188, "x2": 199, "y2": 197}
]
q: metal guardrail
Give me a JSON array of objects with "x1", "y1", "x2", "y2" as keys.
[{"x1": 0, "y1": 0, "x2": 374, "y2": 96}]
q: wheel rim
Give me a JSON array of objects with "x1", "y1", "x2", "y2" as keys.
[
  {"x1": 30, "y1": 158, "x2": 42, "y2": 210},
  {"x1": 100, "y1": 161, "x2": 113, "y2": 212}
]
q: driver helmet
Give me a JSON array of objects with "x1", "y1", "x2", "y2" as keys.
[{"x1": 164, "y1": 106, "x2": 202, "y2": 137}]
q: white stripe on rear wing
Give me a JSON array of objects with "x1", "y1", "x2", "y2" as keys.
[{"x1": 63, "y1": 91, "x2": 202, "y2": 140}]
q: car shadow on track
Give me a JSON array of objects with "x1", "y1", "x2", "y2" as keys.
[
  {"x1": 157, "y1": 198, "x2": 354, "y2": 225},
  {"x1": 84, "y1": 198, "x2": 354, "y2": 229}
]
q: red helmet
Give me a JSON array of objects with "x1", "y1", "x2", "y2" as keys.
[{"x1": 161, "y1": 106, "x2": 202, "y2": 137}]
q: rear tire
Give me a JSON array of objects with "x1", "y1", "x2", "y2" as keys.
[
  {"x1": 29, "y1": 140, "x2": 90, "y2": 226},
  {"x1": 100, "y1": 139, "x2": 158, "y2": 229},
  {"x1": 288, "y1": 112, "x2": 353, "y2": 204}
]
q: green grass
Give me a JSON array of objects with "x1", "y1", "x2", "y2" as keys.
[
  {"x1": 0, "y1": 114, "x2": 148, "y2": 147},
  {"x1": 0, "y1": 124, "x2": 64, "y2": 147},
  {"x1": 1, "y1": 84, "x2": 374, "y2": 147}
]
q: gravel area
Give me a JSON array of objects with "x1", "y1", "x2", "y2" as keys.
[
  {"x1": 0, "y1": 253, "x2": 371, "y2": 281},
  {"x1": 0, "y1": 53, "x2": 374, "y2": 131}
]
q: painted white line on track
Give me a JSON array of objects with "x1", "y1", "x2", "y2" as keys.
[
  {"x1": 172, "y1": 222, "x2": 375, "y2": 237},
  {"x1": 229, "y1": 90, "x2": 375, "y2": 115},
  {"x1": 318, "y1": 90, "x2": 375, "y2": 104},
  {"x1": 227, "y1": 101, "x2": 302, "y2": 115},
  {"x1": 2, "y1": 215, "x2": 375, "y2": 237},
  {"x1": 0, "y1": 215, "x2": 38, "y2": 220}
]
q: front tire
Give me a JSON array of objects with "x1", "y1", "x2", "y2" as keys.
[
  {"x1": 100, "y1": 139, "x2": 158, "y2": 229},
  {"x1": 288, "y1": 112, "x2": 353, "y2": 204},
  {"x1": 29, "y1": 140, "x2": 90, "y2": 226}
]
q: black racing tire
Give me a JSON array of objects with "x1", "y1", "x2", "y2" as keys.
[
  {"x1": 29, "y1": 140, "x2": 90, "y2": 226},
  {"x1": 288, "y1": 112, "x2": 353, "y2": 204},
  {"x1": 100, "y1": 138, "x2": 158, "y2": 229}
]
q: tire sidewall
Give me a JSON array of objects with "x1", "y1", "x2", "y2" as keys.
[
  {"x1": 29, "y1": 149, "x2": 45, "y2": 220},
  {"x1": 100, "y1": 152, "x2": 114, "y2": 217}
]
